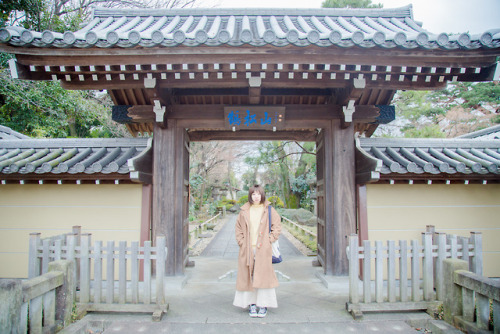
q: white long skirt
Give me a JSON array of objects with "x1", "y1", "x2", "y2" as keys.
[{"x1": 233, "y1": 288, "x2": 278, "y2": 308}]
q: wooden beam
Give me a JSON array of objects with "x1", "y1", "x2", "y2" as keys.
[
  {"x1": 123, "y1": 104, "x2": 380, "y2": 123},
  {"x1": 187, "y1": 130, "x2": 318, "y2": 141}
]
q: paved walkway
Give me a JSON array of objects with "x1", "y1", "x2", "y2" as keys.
[
  {"x1": 61, "y1": 214, "x2": 433, "y2": 334},
  {"x1": 201, "y1": 212, "x2": 303, "y2": 258}
]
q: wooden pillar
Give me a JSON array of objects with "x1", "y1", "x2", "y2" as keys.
[
  {"x1": 152, "y1": 120, "x2": 189, "y2": 276},
  {"x1": 331, "y1": 119, "x2": 357, "y2": 275}
]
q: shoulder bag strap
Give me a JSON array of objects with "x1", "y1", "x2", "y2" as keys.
[{"x1": 268, "y1": 205, "x2": 272, "y2": 233}]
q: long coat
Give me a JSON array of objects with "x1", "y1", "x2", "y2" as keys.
[{"x1": 235, "y1": 201, "x2": 282, "y2": 291}]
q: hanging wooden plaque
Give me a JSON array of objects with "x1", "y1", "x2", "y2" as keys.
[{"x1": 224, "y1": 106, "x2": 285, "y2": 131}]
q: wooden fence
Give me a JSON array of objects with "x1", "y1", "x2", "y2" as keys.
[
  {"x1": 189, "y1": 212, "x2": 221, "y2": 239},
  {"x1": 28, "y1": 229, "x2": 168, "y2": 318},
  {"x1": 346, "y1": 229, "x2": 482, "y2": 318},
  {"x1": 281, "y1": 216, "x2": 317, "y2": 241}
]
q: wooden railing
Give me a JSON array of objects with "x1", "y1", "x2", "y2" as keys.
[
  {"x1": 346, "y1": 230, "x2": 482, "y2": 318},
  {"x1": 0, "y1": 260, "x2": 74, "y2": 334},
  {"x1": 189, "y1": 212, "x2": 221, "y2": 239},
  {"x1": 281, "y1": 216, "x2": 317, "y2": 240},
  {"x1": 28, "y1": 230, "x2": 169, "y2": 319}
]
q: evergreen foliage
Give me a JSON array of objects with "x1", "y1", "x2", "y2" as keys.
[
  {"x1": 0, "y1": 69, "x2": 128, "y2": 138},
  {"x1": 322, "y1": 0, "x2": 382, "y2": 8}
]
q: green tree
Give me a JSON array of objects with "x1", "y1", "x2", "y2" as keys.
[
  {"x1": 322, "y1": 0, "x2": 382, "y2": 8},
  {"x1": 374, "y1": 82, "x2": 499, "y2": 138},
  {"x1": 244, "y1": 141, "x2": 316, "y2": 210},
  {"x1": 0, "y1": 0, "x2": 44, "y2": 29},
  {"x1": 0, "y1": 69, "x2": 128, "y2": 138}
]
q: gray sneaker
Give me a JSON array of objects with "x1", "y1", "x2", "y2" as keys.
[
  {"x1": 249, "y1": 304, "x2": 258, "y2": 317},
  {"x1": 257, "y1": 307, "x2": 267, "y2": 318}
]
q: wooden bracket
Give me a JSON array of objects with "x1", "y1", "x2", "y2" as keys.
[
  {"x1": 343, "y1": 100, "x2": 356, "y2": 123},
  {"x1": 248, "y1": 76, "x2": 262, "y2": 105},
  {"x1": 153, "y1": 100, "x2": 167, "y2": 128},
  {"x1": 144, "y1": 73, "x2": 156, "y2": 89}
]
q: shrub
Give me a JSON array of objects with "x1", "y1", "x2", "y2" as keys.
[
  {"x1": 268, "y1": 196, "x2": 284, "y2": 208},
  {"x1": 216, "y1": 198, "x2": 237, "y2": 211},
  {"x1": 238, "y1": 195, "x2": 248, "y2": 205}
]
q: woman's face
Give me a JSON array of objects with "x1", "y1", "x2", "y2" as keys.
[{"x1": 251, "y1": 191, "x2": 262, "y2": 204}]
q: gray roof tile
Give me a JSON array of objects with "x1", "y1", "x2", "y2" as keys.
[
  {"x1": 1, "y1": 6, "x2": 499, "y2": 50},
  {"x1": 1, "y1": 136, "x2": 499, "y2": 180},
  {"x1": 359, "y1": 138, "x2": 500, "y2": 176},
  {"x1": 0, "y1": 138, "x2": 148, "y2": 177},
  {"x1": 0, "y1": 125, "x2": 30, "y2": 140}
]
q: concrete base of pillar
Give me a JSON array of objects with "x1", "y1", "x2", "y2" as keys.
[{"x1": 315, "y1": 271, "x2": 350, "y2": 292}]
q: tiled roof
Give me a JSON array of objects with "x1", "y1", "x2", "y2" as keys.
[
  {"x1": 1, "y1": 135, "x2": 499, "y2": 181},
  {"x1": 0, "y1": 138, "x2": 148, "y2": 176},
  {"x1": 0, "y1": 125, "x2": 30, "y2": 140},
  {"x1": 359, "y1": 138, "x2": 500, "y2": 176},
  {"x1": 1, "y1": 5, "x2": 499, "y2": 50},
  {"x1": 456, "y1": 124, "x2": 500, "y2": 140}
]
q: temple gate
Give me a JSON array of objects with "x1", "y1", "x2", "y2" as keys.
[{"x1": 1, "y1": 6, "x2": 498, "y2": 276}]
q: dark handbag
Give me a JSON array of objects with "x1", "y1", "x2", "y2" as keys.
[{"x1": 268, "y1": 206, "x2": 282, "y2": 263}]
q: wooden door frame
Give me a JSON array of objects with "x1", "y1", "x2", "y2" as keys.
[{"x1": 152, "y1": 119, "x2": 357, "y2": 276}]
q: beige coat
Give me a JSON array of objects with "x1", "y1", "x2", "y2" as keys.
[{"x1": 235, "y1": 201, "x2": 282, "y2": 291}]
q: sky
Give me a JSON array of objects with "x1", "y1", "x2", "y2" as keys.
[{"x1": 201, "y1": 0, "x2": 500, "y2": 35}]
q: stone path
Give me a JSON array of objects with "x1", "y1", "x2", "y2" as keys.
[{"x1": 201, "y1": 213, "x2": 302, "y2": 258}]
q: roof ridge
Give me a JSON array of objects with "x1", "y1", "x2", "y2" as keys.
[
  {"x1": 359, "y1": 137, "x2": 500, "y2": 148},
  {"x1": 0, "y1": 137, "x2": 149, "y2": 149},
  {"x1": 91, "y1": 5, "x2": 414, "y2": 19}
]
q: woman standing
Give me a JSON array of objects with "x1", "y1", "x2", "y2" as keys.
[{"x1": 233, "y1": 185, "x2": 282, "y2": 318}]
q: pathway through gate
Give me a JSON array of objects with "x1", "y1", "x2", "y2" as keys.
[{"x1": 201, "y1": 213, "x2": 303, "y2": 259}]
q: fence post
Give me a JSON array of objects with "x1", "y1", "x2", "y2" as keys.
[
  {"x1": 119, "y1": 241, "x2": 127, "y2": 304},
  {"x1": 131, "y1": 241, "x2": 139, "y2": 304},
  {"x1": 72, "y1": 226, "x2": 82, "y2": 289},
  {"x1": 106, "y1": 241, "x2": 115, "y2": 304},
  {"x1": 375, "y1": 240, "x2": 383, "y2": 303},
  {"x1": 442, "y1": 259, "x2": 468, "y2": 324},
  {"x1": 48, "y1": 259, "x2": 75, "y2": 328},
  {"x1": 156, "y1": 236, "x2": 166, "y2": 305},
  {"x1": 387, "y1": 240, "x2": 396, "y2": 303},
  {"x1": 348, "y1": 234, "x2": 359, "y2": 304},
  {"x1": 94, "y1": 241, "x2": 102, "y2": 304},
  {"x1": 411, "y1": 239, "x2": 420, "y2": 302},
  {"x1": 422, "y1": 232, "x2": 434, "y2": 301},
  {"x1": 28, "y1": 232, "x2": 41, "y2": 278},
  {"x1": 0, "y1": 279, "x2": 22, "y2": 334},
  {"x1": 42, "y1": 238, "x2": 50, "y2": 274},
  {"x1": 448, "y1": 234, "x2": 458, "y2": 258},
  {"x1": 362, "y1": 240, "x2": 371, "y2": 303},
  {"x1": 143, "y1": 241, "x2": 152, "y2": 304},
  {"x1": 80, "y1": 233, "x2": 91, "y2": 304},
  {"x1": 399, "y1": 240, "x2": 408, "y2": 302},
  {"x1": 66, "y1": 233, "x2": 78, "y2": 290},
  {"x1": 470, "y1": 232, "x2": 483, "y2": 276},
  {"x1": 435, "y1": 232, "x2": 446, "y2": 301}
]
